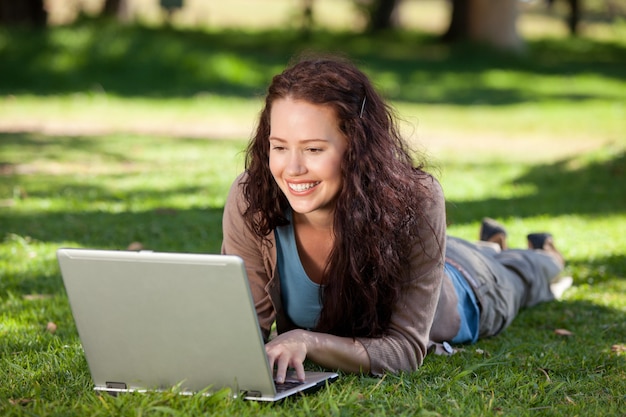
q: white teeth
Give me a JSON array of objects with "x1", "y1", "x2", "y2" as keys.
[{"x1": 288, "y1": 182, "x2": 319, "y2": 192}]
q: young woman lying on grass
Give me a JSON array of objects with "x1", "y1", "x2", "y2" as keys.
[{"x1": 221, "y1": 56, "x2": 572, "y2": 382}]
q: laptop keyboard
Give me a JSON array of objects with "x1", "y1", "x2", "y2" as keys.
[{"x1": 274, "y1": 379, "x2": 304, "y2": 393}]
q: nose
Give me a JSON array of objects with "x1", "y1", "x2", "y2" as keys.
[{"x1": 286, "y1": 151, "x2": 307, "y2": 176}]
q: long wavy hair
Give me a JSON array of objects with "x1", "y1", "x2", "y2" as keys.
[{"x1": 243, "y1": 56, "x2": 436, "y2": 338}]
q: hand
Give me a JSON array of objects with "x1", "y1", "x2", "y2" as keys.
[{"x1": 265, "y1": 329, "x2": 310, "y2": 384}]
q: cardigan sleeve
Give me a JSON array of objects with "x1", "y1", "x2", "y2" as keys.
[
  {"x1": 220, "y1": 173, "x2": 276, "y2": 341},
  {"x1": 356, "y1": 175, "x2": 448, "y2": 375}
]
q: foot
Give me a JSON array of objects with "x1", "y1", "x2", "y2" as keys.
[
  {"x1": 550, "y1": 276, "x2": 573, "y2": 299},
  {"x1": 527, "y1": 232, "x2": 565, "y2": 267},
  {"x1": 480, "y1": 218, "x2": 508, "y2": 250}
]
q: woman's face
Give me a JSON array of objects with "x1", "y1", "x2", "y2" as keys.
[{"x1": 269, "y1": 98, "x2": 348, "y2": 221}]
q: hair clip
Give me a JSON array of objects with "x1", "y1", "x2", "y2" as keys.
[{"x1": 359, "y1": 95, "x2": 367, "y2": 119}]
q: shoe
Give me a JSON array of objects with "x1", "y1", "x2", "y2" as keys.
[
  {"x1": 527, "y1": 232, "x2": 552, "y2": 249},
  {"x1": 480, "y1": 218, "x2": 508, "y2": 250},
  {"x1": 527, "y1": 232, "x2": 565, "y2": 267},
  {"x1": 550, "y1": 276, "x2": 573, "y2": 299}
]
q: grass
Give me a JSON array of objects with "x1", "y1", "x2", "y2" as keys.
[
  {"x1": 1, "y1": 134, "x2": 624, "y2": 416},
  {"x1": 1, "y1": 10, "x2": 625, "y2": 417}
]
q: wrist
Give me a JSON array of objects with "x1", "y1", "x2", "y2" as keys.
[{"x1": 294, "y1": 329, "x2": 316, "y2": 356}]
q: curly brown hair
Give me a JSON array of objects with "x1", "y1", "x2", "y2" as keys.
[{"x1": 243, "y1": 56, "x2": 437, "y2": 338}]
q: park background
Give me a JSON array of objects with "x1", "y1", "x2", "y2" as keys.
[{"x1": 1, "y1": 0, "x2": 625, "y2": 415}]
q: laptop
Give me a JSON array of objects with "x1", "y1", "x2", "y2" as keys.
[{"x1": 56, "y1": 248, "x2": 338, "y2": 402}]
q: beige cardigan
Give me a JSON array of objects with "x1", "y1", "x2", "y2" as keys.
[{"x1": 221, "y1": 173, "x2": 460, "y2": 375}]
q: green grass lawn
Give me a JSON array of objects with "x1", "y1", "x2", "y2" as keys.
[
  {"x1": 1, "y1": 12, "x2": 625, "y2": 417},
  {"x1": 1, "y1": 133, "x2": 624, "y2": 416}
]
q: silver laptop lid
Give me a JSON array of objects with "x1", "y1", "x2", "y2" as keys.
[{"x1": 57, "y1": 249, "x2": 278, "y2": 398}]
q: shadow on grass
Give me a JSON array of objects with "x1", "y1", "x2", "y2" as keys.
[
  {"x1": 511, "y1": 298, "x2": 626, "y2": 338},
  {"x1": 1, "y1": 207, "x2": 225, "y2": 296},
  {"x1": 446, "y1": 149, "x2": 626, "y2": 222},
  {"x1": 479, "y1": 297, "x2": 626, "y2": 387},
  {"x1": 0, "y1": 133, "x2": 138, "y2": 169},
  {"x1": 1, "y1": 134, "x2": 624, "y2": 297},
  {"x1": 0, "y1": 20, "x2": 624, "y2": 104},
  {"x1": 567, "y1": 254, "x2": 626, "y2": 284}
]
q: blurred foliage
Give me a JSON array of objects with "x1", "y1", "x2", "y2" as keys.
[{"x1": 0, "y1": 19, "x2": 624, "y2": 105}]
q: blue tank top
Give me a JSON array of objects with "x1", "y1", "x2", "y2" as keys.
[
  {"x1": 275, "y1": 212, "x2": 479, "y2": 342},
  {"x1": 274, "y1": 211, "x2": 323, "y2": 330},
  {"x1": 444, "y1": 262, "x2": 480, "y2": 344}
]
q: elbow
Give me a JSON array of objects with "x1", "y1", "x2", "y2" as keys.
[
  {"x1": 357, "y1": 332, "x2": 428, "y2": 376},
  {"x1": 369, "y1": 346, "x2": 425, "y2": 376}
]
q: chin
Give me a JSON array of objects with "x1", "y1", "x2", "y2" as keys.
[{"x1": 290, "y1": 206, "x2": 316, "y2": 214}]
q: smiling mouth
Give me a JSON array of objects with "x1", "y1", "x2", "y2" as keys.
[{"x1": 288, "y1": 182, "x2": 320, "y2": 192}]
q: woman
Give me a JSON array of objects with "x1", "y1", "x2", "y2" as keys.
[{"x1": 221, "y1": 56, "x2": 569, "y2": 382}]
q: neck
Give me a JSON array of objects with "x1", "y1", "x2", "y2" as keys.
[{"x1": 293, "y1": 210, "x2": 334, "y2": 232}]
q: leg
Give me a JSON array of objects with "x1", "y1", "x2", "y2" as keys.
[
  {"x1": 446, "y1": 237, "x2": 527, "y2": 338},
  {"x1": 526, "y1": 232, "x2": 572, "y2": 298},
  {"x1": 495, "y1": 239, "x2": 566, "y2": 308},
  {"x1": 527, "y1": 232, "x2": 565, "y2": 267},
  {"x1": 447, "y1": 233, "x2": 569, "y2": 340},
  {"x1": 479, "y1": 217, "x2": 508, "y2": 250}
]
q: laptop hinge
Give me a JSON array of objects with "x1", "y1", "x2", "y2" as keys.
[
  {"x1": 241, "y1": 390, "x2": 262, "y2": 398},
  {"x1": 105, "y1": 382, "x2": 127, "y2": 397}
]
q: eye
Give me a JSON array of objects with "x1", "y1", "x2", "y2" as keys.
[{"x1": 306, "y1": 147, "x2": 323, "y2": 153}]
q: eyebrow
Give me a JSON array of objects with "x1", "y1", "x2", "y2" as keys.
[{"x1": 268, "y1": 137, "x2": 329, "y2": 144}]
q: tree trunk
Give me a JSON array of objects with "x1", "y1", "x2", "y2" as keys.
[
  {"x1": 547, "y1": 0, "x2": 581, "y2": 36},
  {"x1": 443, "y1": 0, "x2": 523, "y2": 51},
  {"x1": 302, "y1": 0, "x2": 314, "y2": 34},
  {"x1": 442, "y1": 0, "x2": 469, "y2": 42},
  {"x1": 368, "y1": 0, "x2": 400, "y2": 32},
  {"x1": 102, "y1": 0, "x2": 121, "y2": 16},
  {"x1": 0, "y1": 0, "x2": 47, "y2": 27},
  {"x1": 102, "y1": 0, "x2": 131, "y2": 22},
  {"x1": 567, "y1": 0, "x2": 581, "y2": 36}
]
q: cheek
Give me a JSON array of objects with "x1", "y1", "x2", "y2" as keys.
[
  {"x1": 326, "y1": 155, "x2": 345, "y2": 183},
  {"x1": 268, "y1": 154, "x2": 282, "y2": 180}
]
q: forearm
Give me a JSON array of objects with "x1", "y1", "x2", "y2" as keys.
[
  {"x1": 266, "y1": 329, "x2": 371, "y2": 382},
  {"x1": 303, "y1": 330, "x2": 371, "y2": 374}
]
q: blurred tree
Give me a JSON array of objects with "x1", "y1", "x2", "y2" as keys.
[
  {"x1": 442, "y1": 0, "x2": 469, "y2": 41},
  {"x1": 442, "y1": 0, "x2": 523, "y2": 51},
  {"x1": 160, "y1": 0, "x2": 184, "y2": 21},
  {"x1": 102, "y1": 0, "x2": 121, "y2": 16},
  {"x1": 356, "y1": 0, "x2": 522, "y2": 50},
  {"x1": 547, "y1": 0, "x2": 581, "y2": 35},
  {"x1": 302, "y1": 0, "x2": 314, "y2": 35},
  {"x1": 0, "y1": 0, "x2": 47, "y2": 27},
  {"x1": 355, "y1": 0, "x2": 400, "y2": 32},
  {"x1": 369, "y1": 0, "x2": 400, "y2": 32},
  {"x1": 102, "y1": 0, "x2": 130, "y2": 22}
]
